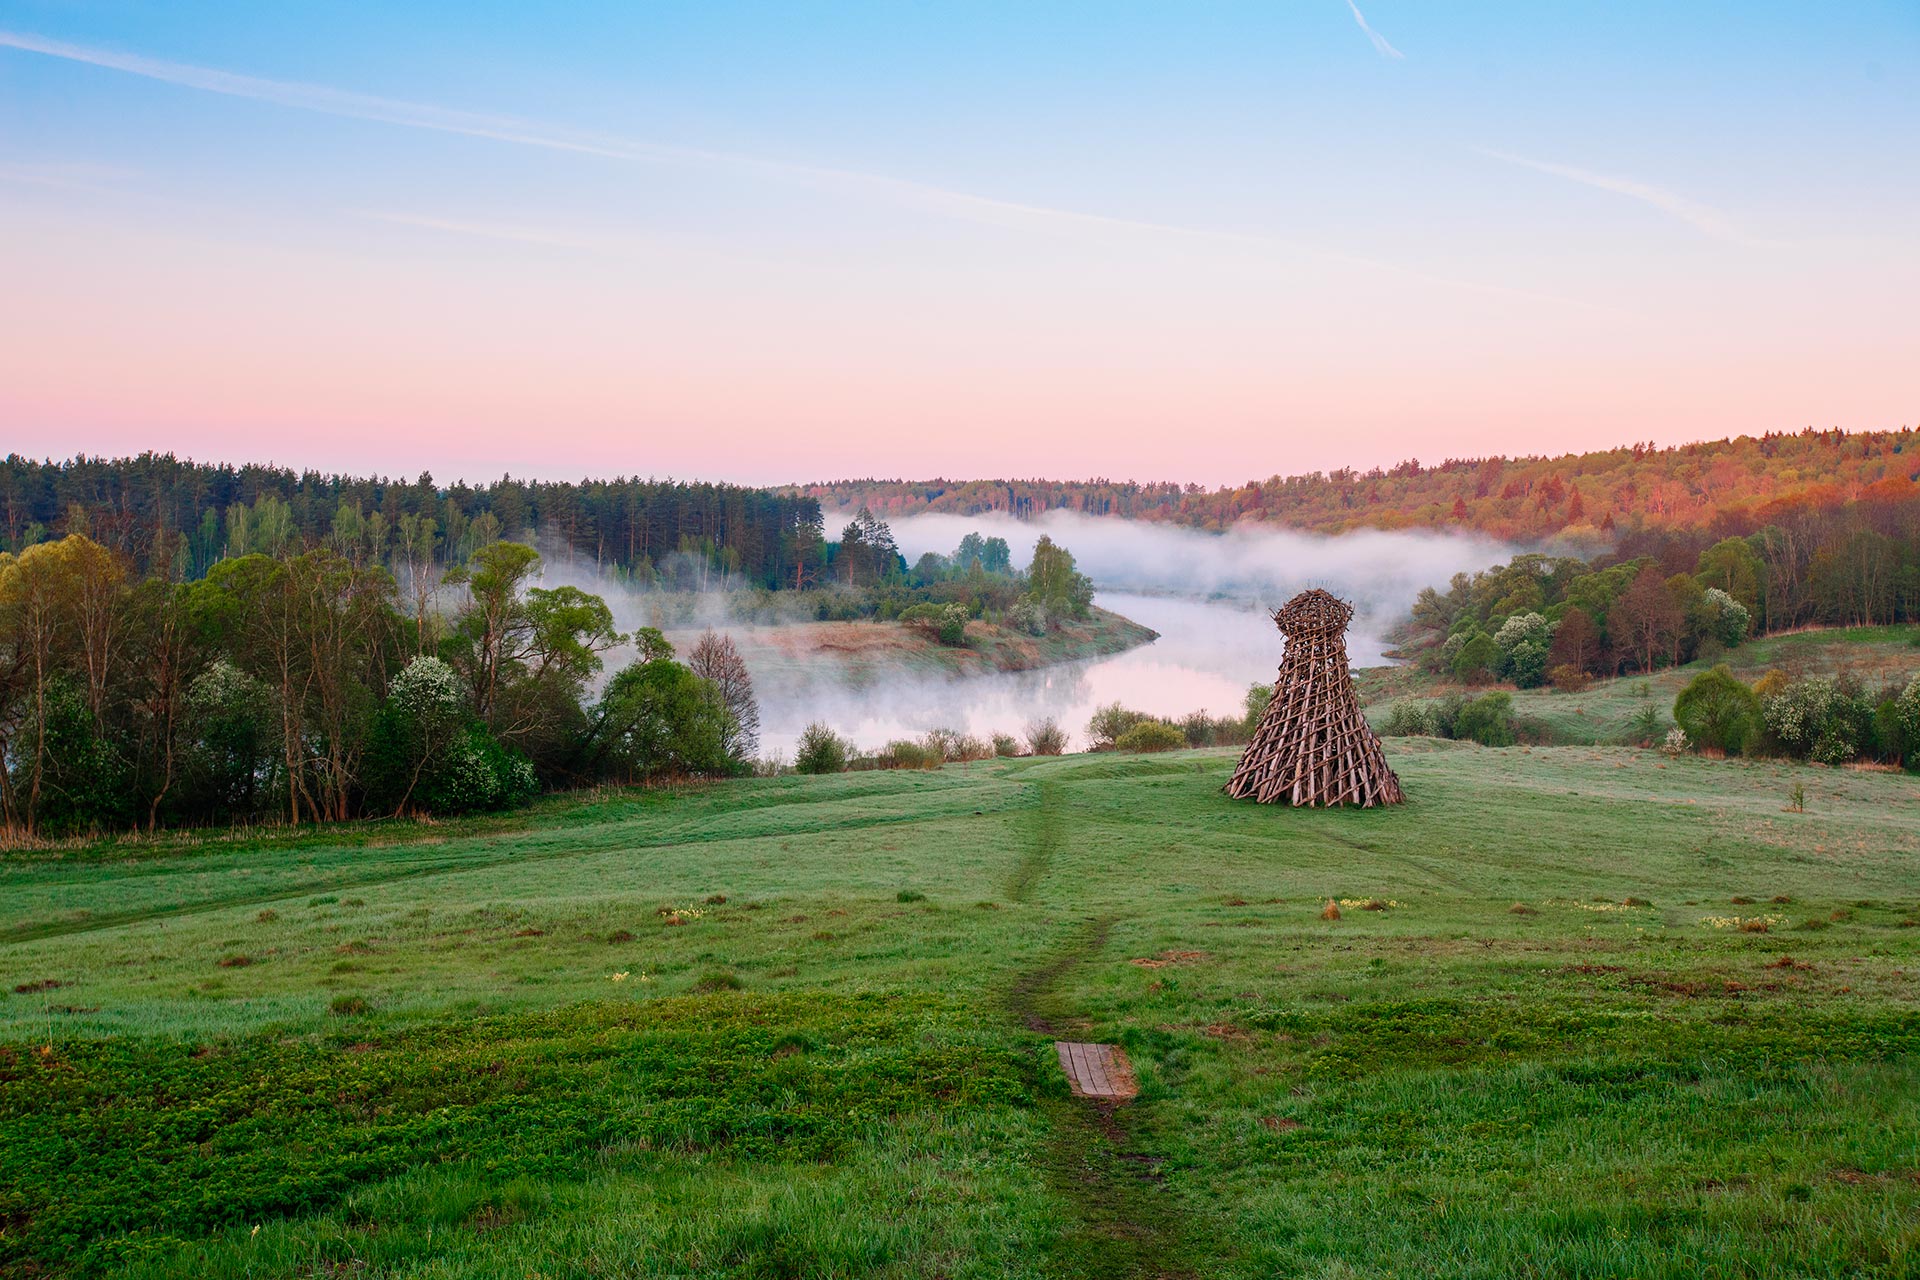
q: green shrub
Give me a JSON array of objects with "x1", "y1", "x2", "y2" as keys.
[
  {"x1": 991, "y1": 732, "x2": 1021, "y2": 758},
  {"x1": 1024, "y1": 717, "x2": 1067, "y2": 756},
  {"x1": 407, "y1": 724, "x2": 537, "y2": 815},
  {"x1": 794, "y1": 723, "x2": 851, "y2": 774},
  {"x1": 899, "y1": 602, "x2": 970, "y2": 646},
  {"x1": 1450, "y1": 633, "x2": 1500, "y2": 684},
  {"x1": 1894, "y1": 676, "x2": 1920, "y2": 767},
  {"x1": 1674, "y1": 664, "x2": 1760, "y2": 753},
  {"x1": 1701, "y1": 587, "x2": 1752, "y2": 647},
  {"x1": 1453, "y1": 692, "x2": 1517, "y2": 747},
  {"x1": 1087, "y1": 702, "x2": 1149, "y2": 749},
  {"x1": 1113, "y1": 721, "x2": 1186, "y2": 753},
  {"x1": 946, "y1": 733, "x2": 993, "y2": 762},
  {"x1": 1382, "y1": 700, "x2": 1439, "y2": 737},
  {"x1": 877, "y1": 739, "x2": 939, "y2": 770}
]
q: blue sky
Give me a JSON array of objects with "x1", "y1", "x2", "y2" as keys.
[{"x1": 2, "y1": 2, "x2": 1915, "y2": 484}]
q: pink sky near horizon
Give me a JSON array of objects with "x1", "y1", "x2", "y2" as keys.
[
  {"x1": 3, "y1": 6, "x2": 1916, "y2": 487},
  {"x1": 8, "y1": 203, "x2": 1909, "y2": 487}
]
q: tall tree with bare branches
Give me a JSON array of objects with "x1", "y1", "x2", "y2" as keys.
[{"x1": 688, "y1": 630, "x2": 759, "y2": 761}]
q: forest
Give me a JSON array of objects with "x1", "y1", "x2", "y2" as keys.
[
  {"x1": 1400, "y1": 497, "x2": 1920, "y2": 686},
  {"x1": 0, "y1": 532, "x2": 770, "y2": 838},
  {"x1": 0, "y1": 502, "x2": 1100, "y2": 838},
  {"x1": 1391, "y1": 535, "x2": 1920, "y2": 769},
  {"x1": 801, "y1": 427, "x2": 1920, "y2": 542},
  {"x1": 0, "y1": 454, "x2": 824, "y2": 587}
]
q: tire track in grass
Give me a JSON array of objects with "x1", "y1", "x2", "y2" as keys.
[
  {"x1": 1006, "y1": 781, "x2": 1063, "y2": 905},
  {"x1": 1001, "y1": 780, "x2": 1195, "y2": 1279}
]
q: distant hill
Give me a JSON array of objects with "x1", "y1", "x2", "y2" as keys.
[{"x1": 795, "y1": 427, "x2": 1920, "y2": 542}]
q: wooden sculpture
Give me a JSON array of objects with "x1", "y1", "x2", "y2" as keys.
[{"x1": 1226, "y1": 588, "x2": 1405, "y2": 807}]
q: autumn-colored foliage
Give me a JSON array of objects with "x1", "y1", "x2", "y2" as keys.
[{"x1": 797, "y1": 427, "x2": 1920, "y2": 543}]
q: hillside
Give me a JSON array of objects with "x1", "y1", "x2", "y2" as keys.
[
  {"x1": 4, "y1": 745, "x2": 1916, "y2": 1277},
  {"x1": 797, "y1": 426, "x2": 1920, "y2": 541},
  {"x1": 1358, "y1": 625, "x2": 1920, "y2": 747}
]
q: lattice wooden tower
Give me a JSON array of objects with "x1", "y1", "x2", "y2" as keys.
[{"x1": 1226, "y1": 589, "x2": 1405, "y2": 807}]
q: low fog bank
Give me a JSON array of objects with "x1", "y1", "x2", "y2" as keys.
[
  {"x1": 526, "y1": 517, "x2": 1514, "y2": 755},
  {"x1": 883, "y1": 509, "x2": 1512, "y2": 655}
]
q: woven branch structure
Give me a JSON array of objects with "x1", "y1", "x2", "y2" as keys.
[{"x1": 1226, "y1": 588, "x2": 1405, "y2": 807}]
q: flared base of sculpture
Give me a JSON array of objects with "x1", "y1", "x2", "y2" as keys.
[{"x1": 1225, "y1": 723, "x2": 1405, "y2": 807}]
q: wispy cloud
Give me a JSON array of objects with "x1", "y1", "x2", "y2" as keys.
[
  {"x1": 0, "y1": 28, "x2": 1241, "y2": 242},
  {"x1": 1, "y1": 27, "x2": 1614, "y2": 312},
  {"x1": 0, "y1": 30, "x2": 704, "y2": 163},
  {"x1": 1476, "y1": 147, "x2": 1777, "y2": 247},
  {"x1": 1343, "y1": 1, "x2": 1404, "y2": 59}
]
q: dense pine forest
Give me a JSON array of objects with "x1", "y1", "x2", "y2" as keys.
[{"x1": 0, "y1": 455, "x2": 825, "y2": 587}]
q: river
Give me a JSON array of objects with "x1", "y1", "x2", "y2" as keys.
[{"x1": 749, "y1": 511, "x2": 1512, "y2": 754}]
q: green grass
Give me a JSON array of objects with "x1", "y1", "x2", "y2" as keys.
[{"x1": 5, "y1": 741, "x2": 1919, "y2": 1277}]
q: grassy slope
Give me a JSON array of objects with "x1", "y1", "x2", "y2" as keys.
[
  {"x1": 3, "y1": 744, "x2": 1918, "y2": 1277},
  {"x1": 667, "y1": 604, "x2": 1157, "y2": 686},
  {"x1": 1358, "y1": 625, "x2": 1920, "y2": 746}
]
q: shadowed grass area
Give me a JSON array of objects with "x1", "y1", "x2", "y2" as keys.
[{"x1": 3, "y1": 741, "x2": 1917, "y2": 1276}]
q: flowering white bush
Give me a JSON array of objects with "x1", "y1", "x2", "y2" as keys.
[
  {"x1": 1763, "y1": 677, "x2": 1839, "y2": 756},
  {"x1": 1492, "y1": 612, "x2": 1555, "y2": 688},
  {"x1": 1701, "y1": 588, "x2": 1751, "y2": 646},
  {"x1": 387, "y1": 656, "x2": 465, "y2": 725},
  {"x1": 1007, "y1": 597, "x2": 1048, "y2": 636},
  {"x1": 187, "y1": 658, "x2": 265, "y2": 715},
  {"x1": 1661, "y1": 727, "x2": 1690, "y2": 756},
  {"x1": 1493, "y1": 612, "x2": 1552, "y2": 650}
]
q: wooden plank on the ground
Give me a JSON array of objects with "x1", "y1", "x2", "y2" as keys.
[{"x1": 1055, "y1": 1041, "x2": 1138, "y2": 1101}]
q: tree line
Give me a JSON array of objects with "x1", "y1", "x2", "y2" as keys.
[
  {"x1": 0, "y1": 501, "x2": 1100, "y2": 839},
  {"x1": 1402, "y1": 496, "x2": 1920, "y2": 688},
  {"x1": 688, "y1": 519, "x2": 1096, "y2": 642},
  {"x1": 0, "y1": 453, "x2": 823, "y2": 588},
  {"x1": 0, "y1": 535, "x2": 761, "y2": 839},
  {"x1": 797, "y1": 427, "x2": 1920, "y2": 542}
]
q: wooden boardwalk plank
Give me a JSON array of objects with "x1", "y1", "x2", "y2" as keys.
[{"x1": 1055, "y1": 1041, "x2": 1138, "y2": 1101}]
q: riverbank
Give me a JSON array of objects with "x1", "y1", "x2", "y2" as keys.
[{"x1": 667, "y1": 604, "x2": 1158, "y2": 685}]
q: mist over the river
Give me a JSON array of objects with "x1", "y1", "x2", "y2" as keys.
[{"x1": 535, "y1": 514, "x2": 1512, "y2": 755}]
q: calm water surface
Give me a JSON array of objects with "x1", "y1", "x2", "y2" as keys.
[{"x1": 752, "y1": 589, "x2": 1398, "y2": 754}]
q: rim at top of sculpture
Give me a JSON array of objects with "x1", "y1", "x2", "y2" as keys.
[{"x1": 1274, "y1": 588, "x2": 1355, "y2": 638}]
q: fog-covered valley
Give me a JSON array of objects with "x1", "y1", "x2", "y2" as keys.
[{"x1": 552, "y1": 511, "x2": 1511, "y2": 755}]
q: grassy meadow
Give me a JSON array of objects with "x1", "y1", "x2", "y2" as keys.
[{"x1": 4, "y1": 736, "x2": 1919, "y2": 1277}]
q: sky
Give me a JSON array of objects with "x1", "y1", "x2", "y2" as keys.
[{"x1": 2, "y1": 2, "x2": 1916, "y2": 487}]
